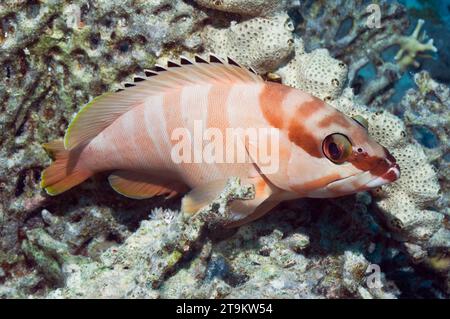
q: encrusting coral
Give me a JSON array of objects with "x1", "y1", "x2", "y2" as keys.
[
  {"x1": 402, "y1": 71, "x2": 450, "y2": 213},
  {"x1": 194, "y1": 0, "x2": 290, "y2": 17},
  {"x1": 34, "y1": 179, "x2": 398, "y2": 299},
  {"x1": 0, "y1": 0, "x2": 207, "y2": 277},
  {"x1": 328, "y1": 89, "x2": 443, "y2": 246},
  {"x1": 202, "y1": 12, "x2": 295, "y2": 73},
  {"x1": 0, "y1": 0, "x2": 448, "y2": 298},
  {"x1": 277, "y1": 40, "x2": 348, "y2": 100}
]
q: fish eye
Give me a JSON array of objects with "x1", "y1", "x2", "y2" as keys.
[
  {"x1": 322, "y1": 133, "x2": 352, "y2": 164},
  {"x1": 352, "y1": 115, "x2": 369, "y2": 130}
]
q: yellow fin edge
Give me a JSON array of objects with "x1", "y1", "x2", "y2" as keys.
[{"x1": 63, "y1": 93, "x2": 112, "y2": 149}]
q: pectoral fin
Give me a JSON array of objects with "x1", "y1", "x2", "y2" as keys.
[
  {"x1": 226, "y1": 199, "x2": 281, "y2": 228},
  {"x1": 182, "y1": 176, "x2": 281, "y2": 227},
  {"x1": 181, "y1": 179, "x2": 229, "y2": 215},
  {"x1": 108, "y1": 170, "x2": 187, "y2": 199}
]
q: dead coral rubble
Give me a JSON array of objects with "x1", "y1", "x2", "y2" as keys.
[
  {"x1": 0, "y1": 0, "x2": 207, "y2": 284},
  {"x1": 42, "y1": 179, "x2": 398, "y2": 299},
  {"x1": 46, "y1": 178, "x2": 254, "y2": 298}
]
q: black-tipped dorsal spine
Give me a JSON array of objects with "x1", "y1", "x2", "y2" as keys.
[
  {"x1": 167, "y1": 60, "x2": 181, "y2": 68},
  {"x1": 144, "y1": 69, "x2": 158, "y2": 77},
  {"x1": 209, "y1": 54, "x2": 223, "y2": 64},
  {"x1": 194, "y1": 55, "x2": 209, "y2": 64},
  {"x1": 154, "y1": 65, "x2": 167, "y2": 72},
  {"x1": 248, "y1": 67, "x2": 257, "y2": 75},
  {"x1": 180, "y1": 56, "x2": 193, "y2": 65},
  {"x1": 227, "y1": 57, "x2": 241, "y2": 68},
  {"x1": 133, "y1": 76, "x2": 146, "y2": 83}
]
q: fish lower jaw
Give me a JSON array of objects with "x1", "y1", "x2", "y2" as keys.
[{"x1": 365, "y1": 163, "x2": 400, "y2": 189}]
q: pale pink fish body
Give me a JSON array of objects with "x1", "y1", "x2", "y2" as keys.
[{"x1": 41, "y1": 56, "x2": 399, "y2": 226}]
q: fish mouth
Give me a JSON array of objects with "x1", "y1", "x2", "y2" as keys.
[
  {"x1": 324, "y1": 160, "x2": 400, "y2": 195},
  {"x1": 364, "y1": 162, "x2": 400, "y2": 189}
]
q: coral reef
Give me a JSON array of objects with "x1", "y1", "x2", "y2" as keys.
[
  {"x1": 294, "y1": 1, "x2": 437, "y2": 105},
  {"x1": 277, "y1": 41, "x2": 348, "y2": 100},
  {"x1": 0, "y1": 0, "x2": 448, "y2": 299},
  {"x1": 29, "y1": 180, "x2": 398, "y2": 299},
  {"x1": 401, "y1": 71, "x2": 449, "y2": 212},
  {"x1": 0, "y1": 0, "x2": 207, "y2": 283},
  {"x1": 194, "y1": 0, "x2": 289, "y2": 17}
]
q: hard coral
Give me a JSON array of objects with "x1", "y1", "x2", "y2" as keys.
[
  {"x1": 0, "y1": 0, "x2": 207, "y2": 275},
  {"x1": 276, "y1": 36, "x2": 445, "y2": 258},
  {"x1": 0, "y1": 0, "x2": 447, "y2": 299},
  {"x1": 329, "y1": 89, "x2": 442, "y2": 244},
  {"x1": 202, "y1": 13, "x2": 295, "y2": 73},
  {"x1": 277, "y1": 42, "x2": 348, "y2": 100},
  {"x1": 295, "y1": 1, "x2": 437, "y2": 105},
  {"x1": 395, "y1": 19, "x2": 437, "y2": 71},
  {"x1": 194, "y1": 0, "x2": 289, "y2": 17},
  {"x1": 401, "y1": 71, "x2": 450, "y2": 213}
]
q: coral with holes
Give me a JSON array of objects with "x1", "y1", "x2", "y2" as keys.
[
  {"x1": 0, "y1": 0, "x2": 207, "y2": 279},
  {"x1": 326, "y1": 90, "x2": 449, "y2": 281},
  {"x1": 276, "y1": 42, "x2": 348, "y2": 100},
  {"x1": 41, "y1": 180, "x2": 399, "y2": 299},
  {"x1": 194, "y1": 0, "x2": 291, "y2": 17},
  {"x1": 329, "y1": 89, "x2": 444, "y2": 245},
  {"x1": 202, "y1": 13, "x2": 295, "y2": 73},
  {"x1": 401, "y1": 71, "x2": 449, "y2": 213}
]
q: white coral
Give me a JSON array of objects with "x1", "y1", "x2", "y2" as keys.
[
  {"x1": 395, "y1": 19, "x2": 437, "y2": 70},
  {"x1": 330, "y1": 90, "x2": 442, "y2": 243},
  {"x1": 277, "y1": 45, "x2": 348, "y2": 100},
  {"x1": 202, "y1": 13, "x2": 295, "y2": 73},
  {"x1": 195, "y1": 0, "x2": 293, "y2": 17}
]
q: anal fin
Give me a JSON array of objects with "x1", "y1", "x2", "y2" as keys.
[{"x1": 108, "y1": 170, "x2": 187, "y2": 200}]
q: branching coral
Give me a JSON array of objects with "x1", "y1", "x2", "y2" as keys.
[
  {"x1": 294, "y1": 1, "x2": 437, "y2": 105},
  {"x1": 395, "y1": 19, "x2": 437, "y2": 71}
]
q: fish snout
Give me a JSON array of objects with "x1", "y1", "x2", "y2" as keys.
[
  {"x1": 381, "y1": 162, "x2": 400, "y2": 182},
  {"x1": 383, "y1": 148, "x2": 400, "y2": 182},
  {"x1": 364, "y1": 149, "x2": 400, "y2": 188}
]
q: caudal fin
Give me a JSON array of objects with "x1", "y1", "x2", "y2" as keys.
[{"x1": 40, "y1": 140, "x2": 92, "y2": 195}]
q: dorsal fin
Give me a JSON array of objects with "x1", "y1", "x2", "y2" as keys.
[
  {"x1": 209, "y1": 54, "x2": 224, "y2": 64},
  {"x1": 167, "y1": 60, "x2": 181, "y2": 68},
  {"x1": 180, "y1": 56, "x2": 193, "y2": 65},
  {"x1": 64, "y1": 56, "x2": 263, "y2": 150},
  {"x1": 194, "y1": 55, "x2": 208, "y2": 64}
]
